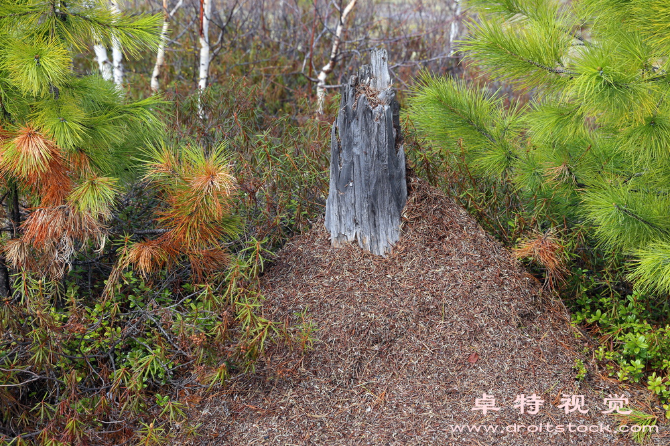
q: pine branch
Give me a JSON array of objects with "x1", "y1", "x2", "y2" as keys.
[
  {"x1": 525, "y1": 57, "x2": 576, "y2": 75},
  {"x1": 0, "y1": 11, "x2": 35, "y2": 19},
  {"x1": 132, "y1": 229, "x2": 169, "y2": 235},
  {"x1": 433, "y1": 96, "x2": 498, "y2": 144},
  {"x1": 484, "y1": 35, "x2": 577, "y2": 76},
  {"x1": 613, "y1": 203, "x2": 670, "y2": 235},
  {"x1": 463, "y1": 18, "x2": 577, "y2": 89}
]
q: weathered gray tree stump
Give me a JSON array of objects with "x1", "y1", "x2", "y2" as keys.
[{"x1": 324, "y1": 49, "x2": 407, "y2": 256}]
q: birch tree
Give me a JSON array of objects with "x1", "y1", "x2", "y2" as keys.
[
  {"x1": 89, "y1": 0, "x2": 112, "y2": 81},
  {"x1": 197, "y1": 0, "x2": 213, "y2": 117},
  {"x1": 151, "y1": 0, "x2": 184, "y2": 92},
  {"x1": 199, "y1": 0, "x2": 213, "y2": 90},
  {"x1": 91, "y1": 0, "x2": 123, "y2": 87},
  {"x1": 449, "y1": 0, "x2": 462, "y2": 56},
  {"x1": 94, "y1": 44, "x2": 113, "y2": 81},
  {"x1": 111, "y1": 0, "x2": 124, "y2": 87},
  {"x1": 316, "y1": 0, "x2": 357, "y2": 114}
]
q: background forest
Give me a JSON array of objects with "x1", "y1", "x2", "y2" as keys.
[{"x1": 0, "y1": 0, "x2": 668, "y2": 444}]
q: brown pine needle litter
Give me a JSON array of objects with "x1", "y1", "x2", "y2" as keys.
[{"x1": 185, "y1": 178, "x2": 667, "y2": 446}]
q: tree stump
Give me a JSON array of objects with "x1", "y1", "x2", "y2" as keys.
[{"x1": 324, "y1": 49, "x2": 407, "y2": 256}]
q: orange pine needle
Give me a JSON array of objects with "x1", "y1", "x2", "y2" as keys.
[
  {"x1": 21, "y1": 205, "x2": 104, "y2": 249},
  {"x1": 1, "y1": 126, "x2": 72, "y2": 205},
  {"x1": 188, "y1": 247, "x2": 230, "y2": 282},
  {"x1": 126, "y1": 240, "x2": 171, "y2": 275},
  {"x1": 5, "y1": 127, "x2": 58, "y2": 175},
  {"x1": 513, "y1": 230, "x2": 568, "y2": 290}
]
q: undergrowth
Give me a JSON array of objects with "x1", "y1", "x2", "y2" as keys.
[
  {"x1": 1, "y1": 240, "x2": 274, "y2": 445},
  {"x1": 0, "y1": 68, "x2": 332, "y2": 445},
  {"x1": 162, "y1": 76, "x2": 333, "y2": 250}
]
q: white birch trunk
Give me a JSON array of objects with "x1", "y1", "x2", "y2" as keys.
[
  {"x1": 198, "y1": 0, "x2": 212, "y2": 117},
  {"x1": 111, "y1": 41, "x2": 124, "y2": 87},
  {"x1": 110, "y1": 0, "x2": 124, "y2": 88},
  {"x1": 198, "y1": 0, "x2": 212, "y2": 91},
  {"x1": 151, "y1": 0, "x2": 183, "y2": 93},
  {"x1": 87, "y1": 0, "x2": 112, "y2": 82},
  {"x1": 151, "y1": 20, "x2": 169, "y2": 92},
  {"x1": 316, "y1": 0, "x2": 358, "y2": 114},
  {"x1": 449, "y1": 0, "x2": 462, "y2": 56},
  {"x1": 94, "y1": 44, "x2": 113, "y2": 81}
]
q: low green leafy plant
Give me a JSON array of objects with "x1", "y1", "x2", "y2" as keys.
[
  {"x1": 293, "y1": 306, "x2": 318, "y2": 352},
  {"x1": 573, "y1": 358, "x2": 587, "y2": 381},
  {"x1": 578, "y1": 287, "x2": 670, "y2": 408}
]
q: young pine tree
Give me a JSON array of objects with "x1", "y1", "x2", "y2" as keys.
[
  {"x1": 0, "y1": 3, "x2": 242, "y2": 444},
  {"x1": 409, "y1": 0, "x2": 670, "y2": 296},
  {"x1": 0, "y1": 0, "x2": 163, "y2": 287}
]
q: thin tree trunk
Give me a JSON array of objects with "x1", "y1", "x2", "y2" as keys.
[
  {"x1": 10, "y1": 184, "x2": 19, "y2": 238},
  {"x1": 0, "y1": 184, "x2": 21, "y2": 299},
  {"x1": 151, "y1": 0, "x2": 183, "y2": 93},
  {"x1": 88, "y1": 0, "x2": 112, "y2": 81},
  {"x1": 94, "y1": 44, "x2": 113, "y2": 81},
  {"x1": 0, "y1": 257, "x2": 10, "y2": 298},
  {"x1": 151, "y1": 18, "x2": 170, "y2": 93},
  {"x1": 316, "y1": 0, "x2": 357, "y2": 114},
  {"x1": 111, "y1": 0, "x2": 124, "y2": 88},
  {"x1": 198, "y1": 0, "x2": 212, "y2": 117},
  {"x1": 449, "y1": 0, "x2": 462, "y2": 56}
]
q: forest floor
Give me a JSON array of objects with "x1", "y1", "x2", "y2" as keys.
[{"x1": 185, "y1": 177, "x2": 668, "y2": 445}]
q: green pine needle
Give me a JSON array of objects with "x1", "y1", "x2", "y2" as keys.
[
  {"x1": 2, "y1": 37, "x2": 70, "y2": 98},
  {"x1": 629, "y1": 242, "x2": 670, "y2": 295},
  {"x1": 68, "y1": 175, "x2": 119, "y2": 219}
]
